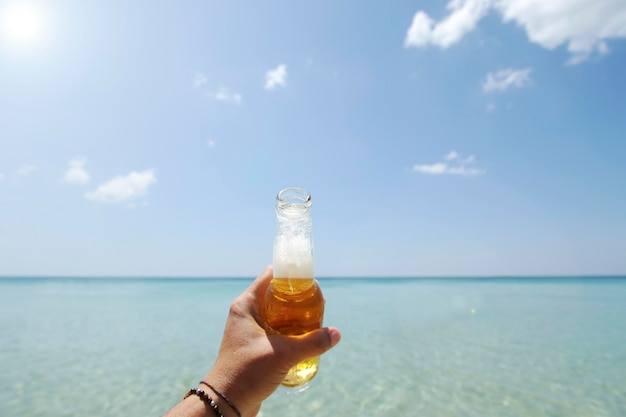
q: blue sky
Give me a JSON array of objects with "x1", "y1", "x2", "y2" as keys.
[{"x1": 1, "y1": 0, "x2": 625, "y2": 277}]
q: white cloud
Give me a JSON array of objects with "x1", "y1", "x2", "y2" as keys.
[
  {"x1": 195, "y1": 75, "x2": 242, "y2": 104},
  {"x1": 413, "y1": 151, "x2": 485, "y2": 176},
  {"x1": 85, "y1": 169, "x2": 157, "y2": 204},
  {"x1": 405, "y1": 0, "x2": 626, "y2": 64},
  {"x1": 405, "y1": 12, "x2": 435, "y2": 48},
  {"x1": 405, "y1": 0, "x2": 492, "y2": 49},
  {"x1": 265, "y1": 64, "x2": 287, "y2": 90},
  {"x1": 486, "y1": 102, "x2": 496, "y2": 112},
  {"x1": 444, "y1": 151, "x2": 460, "y2": 161},
  {"x1": 495, "y1": 0, "x2": 626, "y2": 64},
  {"x1": 64, "y1": 158, "x2": 90, "y2": 185},
  {"x1": 209, "y1": 87, "x2": 242, "y2": 104},
  {"x1": 194, "y1": 71, "x2": 207, "y2": 87},
  {"x1": 482, "y1": 68, "x2": 532, "y2": 92},
  {"x1": 17, "y1": 164, "x2": 36, "y2": 176},
  {"x1": 207, "y1": 139, "x2": 215, "y2": 147},
  {"x1": 444, "y1": 151, "x2": 476, "y2": 164}
]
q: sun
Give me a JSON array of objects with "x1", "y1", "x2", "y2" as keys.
[{"x1": 1, "y1": 3, "x2": 47, "y2": 48}]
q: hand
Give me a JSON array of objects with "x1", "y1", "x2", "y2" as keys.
[{"x1": 204, "y1": 265, "x2": 341, "y2": 417}]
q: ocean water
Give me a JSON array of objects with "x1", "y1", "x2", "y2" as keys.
[{"x1": 1, "y1": 277, "x2": 625, "y2": 417}]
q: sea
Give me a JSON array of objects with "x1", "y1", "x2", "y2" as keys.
[{"x1": 1, "y1": 277, "x2": 625, "y2": 417}]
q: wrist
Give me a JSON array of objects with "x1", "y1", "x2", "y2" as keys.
[
  {"x1": 199, "y1": 374, "x2": 261, "y2": 417},
  {"x1": 174, "y1": 389, "x2": 225, "y2": 417},
  {"x1": 196, "y1": 381, "x2": 243, "y2": 417}
]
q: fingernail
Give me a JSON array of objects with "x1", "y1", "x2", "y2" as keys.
[{"x1": 327, "y1": 327, "x2": 341, "y2": 347}]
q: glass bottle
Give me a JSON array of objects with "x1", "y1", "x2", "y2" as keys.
[{"x1": 264, "y1": 187, "x2": 325, "y2": 392}]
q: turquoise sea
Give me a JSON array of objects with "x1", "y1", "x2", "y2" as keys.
[{"x1": 1, "y1": 277, "x2": 625, "y2": 417}]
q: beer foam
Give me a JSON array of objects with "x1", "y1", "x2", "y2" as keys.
[{"x1": 273, "y1": 235, "x2": 314, "y2": 278}]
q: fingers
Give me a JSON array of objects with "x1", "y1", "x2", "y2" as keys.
[
  {"x1": 238, "y1": 266, "x2": 342, "y2": 364},
  {"x1": 248, "y1": 265, "x2": 273, "y2": 297},
  {"x1": 277, "y1": 327, "x2": 342, "y2": 364},
  {"x1": 234, "y1": 265, "x2": 273, "y2": 322}
]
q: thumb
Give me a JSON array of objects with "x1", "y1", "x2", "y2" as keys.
[{"x1": 281, "y1": 327, "x2": 342, "y2": 364}]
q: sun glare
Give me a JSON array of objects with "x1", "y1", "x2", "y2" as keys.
[{"x1": 1, "y1": 3, "x2": 46, "y2": 48}]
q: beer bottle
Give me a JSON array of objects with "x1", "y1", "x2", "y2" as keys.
[{"x1": 264, "y1": 187, "x2": 325, "y2": 392}]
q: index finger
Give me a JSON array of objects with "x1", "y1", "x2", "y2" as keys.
[
  {"x1": 248, "y1": 265, "x2": 274, "y2": 297},
  {"x1": 240, "y1": 265, "x2": 273, "y2": 323}
]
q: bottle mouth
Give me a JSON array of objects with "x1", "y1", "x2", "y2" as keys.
[
  {"x1": 277, "y1": 187, "x2": 311, "y2": 204},
  {"x1": 276, "y1": 187, "x2": 312, "y2": 217}
]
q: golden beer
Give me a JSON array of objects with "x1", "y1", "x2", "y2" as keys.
[{"x1": 265, "y1": 277, "x2": 325, "y2": 388}]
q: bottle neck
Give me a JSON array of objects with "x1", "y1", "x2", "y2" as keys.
[{"x1": 273, "y1": 187, "x2": 314, "y2": 280}]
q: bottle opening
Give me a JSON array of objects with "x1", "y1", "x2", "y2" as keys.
[
  {"x1": 276, "y1": 187, "x2": 311, "y2": 218},
  {"x1": 277, "y1": 187, "x2": 311, "y2": 205}
]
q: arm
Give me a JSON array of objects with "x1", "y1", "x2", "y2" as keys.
[{"x1": 164, "y1": 266, "x2": 341, "y2": 417}]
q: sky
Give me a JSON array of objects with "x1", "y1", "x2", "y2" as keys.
[{"x1": 1, "y1": 0, "x2": 625, "y2": 277}]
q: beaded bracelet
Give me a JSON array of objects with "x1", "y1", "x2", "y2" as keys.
[
  {"x1": 184, "y1": 388, "x2": 224, "y2": 417},
  {"x1": 200, "y1": 381, "x2": 242, "y2": 417}
]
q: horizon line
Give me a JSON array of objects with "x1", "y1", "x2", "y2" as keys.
[{"x1": 1, "y1": 274, "x2": 625, "y2": 280}]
